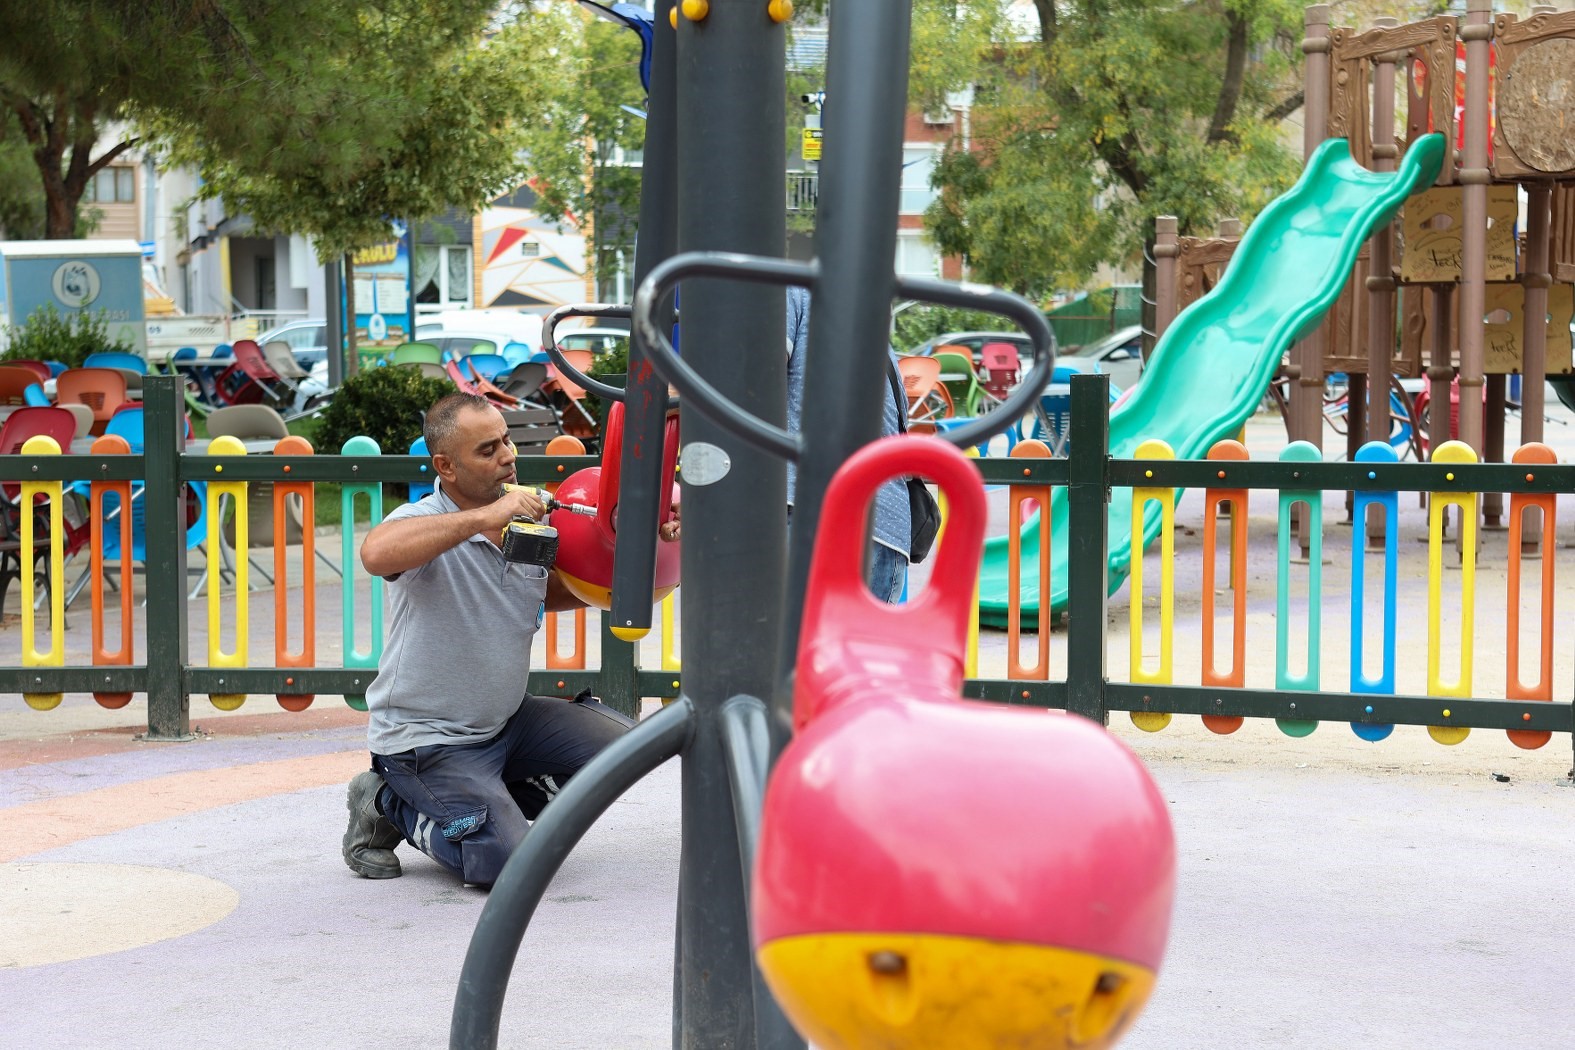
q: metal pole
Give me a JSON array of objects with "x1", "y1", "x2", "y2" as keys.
[
  {"x1": 325, "y1": 260, "x2": 344, "y2": 390},
  {"x1": 608, "y1": 0, "x2": 679, "y2": 648},
  {"x1": 774, "y1": 0, "x2": 915, "y2": 756},
  {"x1": 141, "y1": 375, "x2": 191, "y2": 740},
  {"x1": 673, "y1": 2, "x2": 789, "y2": 1046},
  {"x1": 1065, "y1": 375, "x2": 1110, "y2": 725}
]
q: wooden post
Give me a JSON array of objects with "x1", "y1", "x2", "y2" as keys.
[
  {"x1": 1522, "y1": 181, "x2": 1553, "y2": 552},
  {"x1": 1456, "y1": 0, "x2": 1493, "y2": 458},
  {"x1": 1154, "y1": 216, "x2": 1178, "y2": 340},
  {"x1": 1298, "y1": 4, "x2": 1334, "y2": 554},
  {"x1": 1364, "y1": 16, "x2": 1400, "y2": 546}
]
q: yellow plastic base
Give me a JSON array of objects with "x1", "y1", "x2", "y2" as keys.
[
  {"x1": 609, "y1": 625, "x2": 650, "y2": 642},
  {"x1": 558, "y1": 570, "x2": 676, "y2": 614},
  {"x1": 758, "y1": 932, "x2": 1155, "y2": 1050},
  {"x1": 1130, "y1": 711, "x2": 1172, "y2": 733},
  {"x1": 24, "y1": 693, "x2": 63, "y2": 711},
  {"x1": 1427, "y1": 724, "x2": 1470, "y2": 745},
  {"x1": 210, "y1": 694, "x2": 246, "y2": 712}
]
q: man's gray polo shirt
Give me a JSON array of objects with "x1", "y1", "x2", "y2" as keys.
[{"x1": 365, "y1": 483, "x2": 548, "y2": 756}]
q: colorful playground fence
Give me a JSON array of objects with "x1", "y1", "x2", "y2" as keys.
[{"x1": 0, "y1": 376, "x2": 1570, "y2": 764}]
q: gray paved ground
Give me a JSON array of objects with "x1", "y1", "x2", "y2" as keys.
[{"x1": 3, "y1": 402, "x2": 1574, "y2": 1048}]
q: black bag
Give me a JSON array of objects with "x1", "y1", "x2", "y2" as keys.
[{"x1": 887, "y1": 363, "x2": 944, "y2": 563}]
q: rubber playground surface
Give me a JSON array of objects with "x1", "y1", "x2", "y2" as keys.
[{"x1": 4, "y1": 410, "x2": 1575, "y2": 1049}]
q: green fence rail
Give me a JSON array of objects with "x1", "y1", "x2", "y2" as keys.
[{"x1": 2, "y1": 376, "x2": 1572, "y2": 766}]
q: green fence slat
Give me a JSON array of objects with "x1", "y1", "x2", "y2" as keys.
[
  {"x1": 1275, "y1": 441, "x2": 1323, "y2": 737},
  {"x1": 340, "y1": 436, "x2": 384, "y2": 712}
]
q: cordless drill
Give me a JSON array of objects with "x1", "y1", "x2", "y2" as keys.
[{"x1": 498, "y1": 483, "x2": 597, "y2": 569}]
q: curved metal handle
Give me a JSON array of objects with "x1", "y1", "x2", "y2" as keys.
[
  {"x1": 631, "y1": 252, "x2": 1055, "y2": 460},
  {"x1": 632, "y1": 252, "x2": 815, "y2": 462},
  {"x1": 541, "y1": 303, "x2": 678, "y2": 410},
  {"x1": 891, "y1": 275, "x2": 1056, "y2": 450}
]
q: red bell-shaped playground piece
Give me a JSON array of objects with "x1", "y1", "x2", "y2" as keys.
[
  {"x1": 754, "y1": 436, "x2": 1176, "y2": 1050},
  {"x1": 549, "y1": 401, "x2": 681, "y2": 611}
]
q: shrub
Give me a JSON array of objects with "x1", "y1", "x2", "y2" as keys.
[
  {"x1": 313, "y1": 364, "x2": 456, "y2": 458},
  {"x1": 584, "y1": 341, "x2": 629, "y2": 431},
  {"x1": 1, "y1": 302, "x2": 135, "y2": 369}
]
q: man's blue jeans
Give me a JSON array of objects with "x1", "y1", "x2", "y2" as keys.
[
  {"x1": 867, "y1": 541, "x2": 908, "y2": 604},
  {"x1": 373, "y1": 695, "x2": 630, "y2": 887}
]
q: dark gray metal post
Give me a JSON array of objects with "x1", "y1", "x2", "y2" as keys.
[
  {"x1": 141, "y1": 376, "x2": 191, "y2": 740},
  {"x1": 673, "y1": 3, "x2": 790, "y2": 1046},
  {"x1": 1065, "y1": 375, "x2": 1110, "y2": 724},
  {"x1": 325, "y1": 260, "x2": 345, "y2": 390},
  {"x1": 773, "y1": 0, "x2": 914, "y2": 756},
  {"x1": 607, "y1": 0, "x2": 679, "y2": 645}
]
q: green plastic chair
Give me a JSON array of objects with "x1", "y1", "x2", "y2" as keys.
[
  {"x1": 933, "y1": 347, "x2": 984, "y2": 417},
  {"x1": 392, "y1": 342, "x2": 442, "y2": 366}
]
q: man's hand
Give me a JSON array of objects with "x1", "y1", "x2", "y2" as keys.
[
  {"x1": 659, "y1": 499, "x2": 681, "y2": 543},
  {"x1": 484, "y1": 486, "x2": 548, "y2": 534}
]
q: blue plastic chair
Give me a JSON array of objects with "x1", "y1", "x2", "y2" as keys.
[
  {"x1": 463, "y1": 353, "x2": 510, "y2": 383},
  {"x1": 212, "y1": 343, "x2": 233, "y2": 360},
  {"x1": 408, "y1": 438, "x2": 434, "y2": 501},
  {"x1": 501, "y1": 343, "x2": 532, "y2": 367},
  {"x1": 84, "y1": 351, "x2": 148, "y2": 374},
  {"x1": 45, "y1": 360, "x2": 67, "y2": 377},
  {"x1": 1032, "y1": 365, "x2": 1120, "y2": 455},
  {"x1": 23, "y1": 384, "x2": 50, "y2": 407}
]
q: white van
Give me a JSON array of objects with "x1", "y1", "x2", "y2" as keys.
[{"x1": 415, "y1": 309, "x2": 543, "y2": 350}]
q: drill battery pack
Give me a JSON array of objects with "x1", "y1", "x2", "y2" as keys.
[{"x1": 501, "y1": 520, "x2": 560, "y2": 569}]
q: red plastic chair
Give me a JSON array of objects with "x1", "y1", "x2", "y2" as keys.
[
  {"x1": 216, "y1": 338, "x2": 291, "y2": 407},
  {"x1": 0, "y1": 365, "x2": 42, "y2": 406},
  {"x1": 442, "y1": 359, "x2": 519, "y2": 410},
  {"x1": 2, "y1": 360, "x2": 53, "y2": 385},
  {"x1": 0, "y1": 406, "x2": 85, "y2": 608},
  {"x1": 979, "y1": 341, "x2": 1021, "y2": 404},
  {"x1": 543, "y1": 349, "x2": 600, "y2": 438},
  {"x1": 55, "y1": 367, "x2": 129, "y2": 435},
  {"x1": 896, "y1": 355, "x2": 953, "y2": 433}
]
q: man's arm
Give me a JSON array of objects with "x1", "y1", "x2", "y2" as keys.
[{"x1": 360, "y1": 488, "x2": 546, "y2": 578}]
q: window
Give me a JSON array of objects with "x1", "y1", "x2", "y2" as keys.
[
  {"x1": 900, "y1": 146, "x2": 937, "y2": 215},
  {"x1": 282, "y1": 325, "x2": 325, "y2": 350},
  {"x1": 894, "y1": 232, "x2": 940, "y2": 279},
  {"x1": 415, "y1": 245, "x2": 473, "y2": 311},
  {"x1": 82, "y1": 166, "x2": 136, "y2": 204}
]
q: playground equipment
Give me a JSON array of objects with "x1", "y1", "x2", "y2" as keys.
[
  {"x1": 547, "y1": 401, "x2": 681, "y2": 616},
  {"x1": 754, "y1": 437, "x2": 1174, "y2": 1050},
  {"x1": 979, "y1": 131, "x2": 1446, "y2": 625}
]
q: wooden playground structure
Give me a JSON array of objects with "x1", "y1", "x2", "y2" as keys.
[{"x1": 1155, "y1": 2, "x2": 1575, "y2": 541}]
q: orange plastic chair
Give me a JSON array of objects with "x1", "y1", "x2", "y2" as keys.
[
  {"x1": 0, "y1": 365, "x2": 42, "y2": 406},
  {"x1": 897, "y1": 355, "x2": 954, "y2": 432},
  {"x1": 55, "y1": 367, "x2": 129, "y2": 435},
  {"x1": 545, "y1": 349, "x2": 600, "y2": 437}
]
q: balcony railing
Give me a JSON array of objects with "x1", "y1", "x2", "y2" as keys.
[{"x1": 786, "y1": 172, "x2": 818, "y2": 213}]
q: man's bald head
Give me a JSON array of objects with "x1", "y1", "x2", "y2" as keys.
[{"x1": 424, "y1": 393, "x2": 494, "y2": 457}]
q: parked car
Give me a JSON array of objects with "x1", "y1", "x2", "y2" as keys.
[
  {"x1": 1057, "y1": 324, "x2": 1144, "y2": 392},
  {"x1": 555, "y1": 327, "x2": 629, "y2": 356},
  {"x1": 255, "y1": 318, "x2": 329, "y2": 368}
]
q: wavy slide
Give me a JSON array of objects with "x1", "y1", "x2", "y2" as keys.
[{"x1": 978, "y1": 133, "x2": 1447, "y2": 627}]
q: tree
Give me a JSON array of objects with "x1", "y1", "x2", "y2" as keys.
[
  {"x1": 0, "y1": 0, "x2": 504, "y2": 240},
  {"x1": 914, "y1": 0, "x2": 1306, "y2": 303},
  {"x1": 516, "y1": 9, "x2": 648, "y2": 299}
]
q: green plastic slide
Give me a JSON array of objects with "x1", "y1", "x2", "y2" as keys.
[{"x1": 978, "y1": 133, "x2": 1447, "y2": 627}]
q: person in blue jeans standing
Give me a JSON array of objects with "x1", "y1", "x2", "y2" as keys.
[
  {"x1": 785, "y1": 286, "x2": 911, "y2": 602},
  {"x1": 341, "y1": 392, "x2": 679, "y2": 888}
]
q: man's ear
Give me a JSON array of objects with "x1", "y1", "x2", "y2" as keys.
[{"x1": 432, "y1": 451, "x2": 458, "y2": 483}]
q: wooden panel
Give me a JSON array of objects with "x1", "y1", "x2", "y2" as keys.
[
  {"x1": 1173, "y1": 237, "x2": 1237, "y2": 314},
  {"x1": 1553, "y1": 185, "x2": 1575, "y2": 284},
  {"x1": 1483, "y1": 283, "x2": 1575, "y2": 375},
  {"x1": 1400, "y1": 17, "x2": 1460, "y2": 186},
  {"x1": 1492, "y1": 11, "x2": 1575, "y2": 180},
  {"x1": 1398, "y1": 185, "x2": 1518, "y2": 283}
]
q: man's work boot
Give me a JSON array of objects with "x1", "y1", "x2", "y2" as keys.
[{"x1": 343, "y1": 770, "x2": 403, "y2": 879}]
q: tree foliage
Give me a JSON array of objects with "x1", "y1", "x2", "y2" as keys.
[
  {"x1": 515, "y1": 9, "x2": 648, "y2": 294},
  {"x1": 914, "y1": 0, "x2": 1306, "y2": 299},
  {"x1": 157, "y1": 1, "x2": 559, "y2": 260}
]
